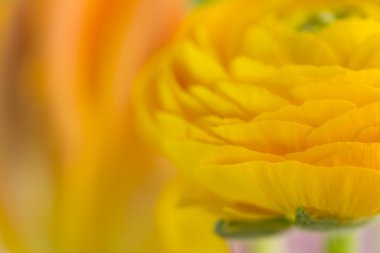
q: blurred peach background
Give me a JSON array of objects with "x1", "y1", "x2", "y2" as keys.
[{"x1": 0, "y1": 0, "x2": 187, "y2": 252}]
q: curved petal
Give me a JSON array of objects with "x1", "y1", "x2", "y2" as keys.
[
  {"x1": 306, "y1": 101, "x2": 380, "y2": 147},
  {"x1": 198, "y1": 161, "x2": 380, "y2": 219},
  {"x1": 255, "y1": 100, "x2": 356, "y2": 126},
  {"x1": 210, "y1": 120, "x2": 312, "y2": 154},
  {"x1": 286, "y1": 142, "x2": 380, "y2": 170},
  {"x1": 158, "y1": 180, "x2": 229, "y2": 253}
]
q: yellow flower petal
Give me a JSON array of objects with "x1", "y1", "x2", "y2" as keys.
[
  {"x1": 287, "y1": 32, "x2": 340, "y2": 66},
  {"x1": 158, "y1": 181, "x2": 228, "y2": 253},
  {"x1": 240, "y1": 27, "x2": 289, "y2": 65},
  {"x1": 215, "y1": 82, "x2": 290, "y2": 116},
  {"x1": 198, "y1": 161, "x2": 380, "y2": 219},
  {"x1": 290, "y1": 71, "x2": 380, "y2": 106},
  {"x1": 320, "y1": 18, "x2": 380, "y2": 63},
  {"x1": 349, "y1": 33, "x2": 380, "y2": 69},
  {"x1": 255, "y1": 100, "x2": 356, "y2": 126},
  {"x1": 173, "y1": 41, "x2": 226, "y2": 85},
  {"x1": 286, "y1": 142, "x2": 380, "y2": 170},
  {"x1": 306, "y1": 101, "x2": 380, "y2": 147},
  {"x1": 210, "y1": 120, "x2": 312, "y2": 154},
  {"x1": 188, "y1": 85, "x2": 250, "y2": 118},
  {"x1": 162, "y1": 139, "x2": 283, "y2": 177},
  {"x1": 229, "y1": 57, "x2": 276, "y2": 82}
]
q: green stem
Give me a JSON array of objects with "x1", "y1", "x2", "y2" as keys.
[
  {"x1": 253, "y1": 239, "x2": 273, "y2": 253},
  {"x1": 325, "y1": 232, "x2": 357, "y2": 253},
  {"x1": 249, "y1": 237, "x2": 283, "y2": 253},
  {"x1": 228, "y1": 238, "x2": 284, "y2": 253}
]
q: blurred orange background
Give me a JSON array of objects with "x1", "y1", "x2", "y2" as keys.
[{"x1": 0, "y1": 1, "x2": 192, "y2": 252}]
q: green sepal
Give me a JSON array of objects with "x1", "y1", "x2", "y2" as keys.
[
  {"x1": 298, "y1": 7, "x2": 366, "y2": 32},
  {"x1": 294, "y1": 207, "x2": 369, "y2": 231},
  {"x1": 215, "y1": 207, "x2": 370, "y2": 239},
  {"x1": 215, "y1": 217, "x2": 292, "y2": 239}
]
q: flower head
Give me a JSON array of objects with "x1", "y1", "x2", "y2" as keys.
[{"x1": 136, "y1": 0, "x2": 380, "y2": 223}]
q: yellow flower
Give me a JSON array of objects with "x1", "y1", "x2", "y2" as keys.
[{"x1": 136, "y1": 0, "x2": 380, "y2": 224}]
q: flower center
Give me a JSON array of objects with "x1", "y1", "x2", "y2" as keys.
[
  {"x1": 236, "y1": 4, "x2": 380, "y2": 68},
  {"x1": 298, "y1": 7, "x2": 364, "y2": 32}
]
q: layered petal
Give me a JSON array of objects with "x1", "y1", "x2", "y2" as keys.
[
  {"x1": 198, "y1": 161, "x2": 380, "y2": 219},
  {"x1": 158, "y1": 180, "x2": 229, "y2": 253}
]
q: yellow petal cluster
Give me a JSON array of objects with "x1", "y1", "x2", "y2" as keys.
[{"x1": 136, "y1": 0, "x2": 380, "y2": 221}]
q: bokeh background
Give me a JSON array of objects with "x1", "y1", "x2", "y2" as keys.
[{"x1": 0, "y1": 0, "x2": 186, "y2": 252}]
